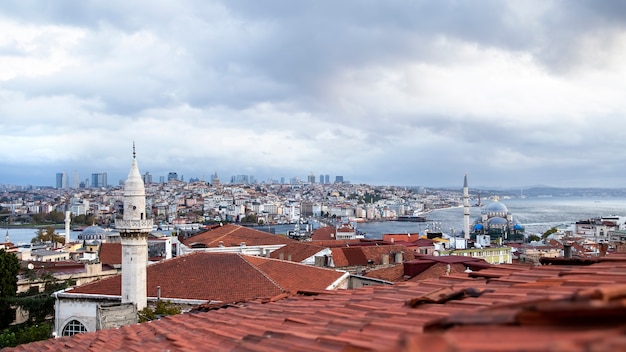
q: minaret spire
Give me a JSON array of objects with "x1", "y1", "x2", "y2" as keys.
[
  {"x1": 463, "y1": 173, "x2": 471, "y2": 240},
  {"x1": 116, "y1": 144, "x2": 152, "y2": 311}
]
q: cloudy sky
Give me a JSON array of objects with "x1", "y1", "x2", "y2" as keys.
[{"x1": 1, "y1": 1, "x2": 626, "y2": 188}]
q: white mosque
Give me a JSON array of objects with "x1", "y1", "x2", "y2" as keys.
[{"x1": 463, "y1": 175, "x2": 525, "y2": 242}]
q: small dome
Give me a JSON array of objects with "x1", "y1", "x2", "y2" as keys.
[
  {"x1": 82, "y1": 225, "x2": 106, "y2": 236},
  {"x1": 487, "y1": 217, "x2": 508, "y2": 225},
  {"x1": 483, "y1": 201, "x2": 508, "y2": 214}
]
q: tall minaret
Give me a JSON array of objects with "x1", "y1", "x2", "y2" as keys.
[
  {"x1": 115, "y1": 144, "x2": 152, "y2": 311},
  {"x1": 463, "y1": 174, "x2": 470, "y2": 240},
  {"x1": 64, "y1": 211, "x2": 71, "y2": 245}
]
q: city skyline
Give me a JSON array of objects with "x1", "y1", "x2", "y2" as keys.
[{"x1": 2, "y1": 2, "x2": 626, "y2": 188}]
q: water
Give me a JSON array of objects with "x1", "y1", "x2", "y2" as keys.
[
  {"x1": 359, "y1": 196, "x2": 626, "y2": 238},
  {"x1": 3, "y1": 228, "x2": 82, "y2": 246},
  {"x1": 6, "y1": 197, "x2": 626, "y2": 244}
]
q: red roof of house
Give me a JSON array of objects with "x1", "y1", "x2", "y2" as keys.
[
  {"x1": 98, "y1": 243, "x2": 122, "y2": 266},
  {"x1": 311, "y1": 226, "x2": 336, "y2": 241},
  {"x1": 182, "y1": 224, "x2": 294, "y2": 248},
  {"x1": 67, "y1": 252, "x2": 345, "y2": 303},
  {"x1": 11, "y1": 254, "x2": 626, "y2": 351},
  {"x1": 330, "y1": 244, "x2": 417, "y2": 267},
  {"x1": 269, "y1": 241, "x2": 327, "y2": 262}
]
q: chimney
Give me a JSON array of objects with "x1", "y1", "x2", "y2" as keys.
[
  {"x1": 382, "y1": 254, "x2": 389, "y2": 265},
  {"x1": 564, "y1": 243, "x2": 572, "y2": 259}
]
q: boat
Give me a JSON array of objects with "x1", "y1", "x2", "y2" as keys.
[{"x1": 396, "y1": 215, "x2": 427, "y2": 222}]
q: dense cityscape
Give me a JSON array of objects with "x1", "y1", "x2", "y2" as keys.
[{"x1": 4, "y1": 0, "x2": 626, "y2": 350}]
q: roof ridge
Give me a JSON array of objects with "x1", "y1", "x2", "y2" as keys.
[
  {"x1": 206, "y1": 225, "x2": 241, "y2": 246},
  {"x1": 238, "y1": 254, "x2": 288, "y2": 293}
]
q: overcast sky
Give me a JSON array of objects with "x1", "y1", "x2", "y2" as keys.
[{"x1": 1, "y1": 1, "x2": 626, "y2": 188}]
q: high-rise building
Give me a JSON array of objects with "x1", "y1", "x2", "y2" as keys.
[
  {"x1": 308, "y1": 173, "x2": 315, "y2": 184},
  {"x1": 231, "y1": 175, "x2": 249, "y2": 184},
  {"x1": 142, "y1": 172, "x2": 152, "y2": 184},
  {"x1": 56, "y1": 173, "x2": 64, "y2": 189},
  {"x1": 159, "y1": 176, "x2": 165, "y2": 183},
  {"x1": 325, "y1": 175, "x2": 330, "y2": 184},
  {"x1": 167, "y1": 172, "x2": 178, "y2": 182},
  {"x1": 335, "y1": 175, "x2": 344, "y2": 184},
  {"x1": 319, "y1": 174, "x2": 324, "y2": 184},
  {"x1": 91, "y1": 173, "x2": 108, "y2": 188},
  {"x1": 73, "y1": 170, "x2": 79, "y2": 188}
]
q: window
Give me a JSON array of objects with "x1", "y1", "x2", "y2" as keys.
[{"x1": 62, "y1": 319, "x2": 87, "y2": 336}]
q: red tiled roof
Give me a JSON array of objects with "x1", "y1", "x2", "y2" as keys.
[
  {"x1": 311, "y1": 226, "x2": 336, "y2": 241},
  {"x1": 331, "y1": 245, "x2": 418, "y2": 267},
  {"x1": 269, "y1": 241, "x2": 327, "y2": 262},
  {"x1": 11, "y1": 255, "x2": 626, "y2": 351},
  {"x1": 311, "y1": 239, "x2": 365, "y2": 247},
  {"x1": 67, "y1": 252, "x2": 345, "y2": 303},
  {"x1": 182, "y1": 224, "x2": 294, "y2": 247},
  {"x1": 98, "y1": 243, "x2": 122, "y2": 266}
]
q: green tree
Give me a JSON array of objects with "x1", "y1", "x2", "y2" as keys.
[
  {"x1": 44, "y1": 211, "x2": 65, "y2": 224},
  {"x1": 138, "y1": 300, "x2": 181, "y2": 322},
  {"x1": 0, "y1": 249, "x2": 19, "y2": 329},
  {"x1": 31, "y1": 227, "x2": 65, "y2": 246},
  {"x1": 528, "y1": 234, "x2": 541, "y2": 242},
  {"x1": 541, "y1": 227, "x2": 558, "y2": 240}
]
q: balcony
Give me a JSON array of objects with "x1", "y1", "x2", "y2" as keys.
[{"x1": 115, "y1": 219, "x2": 154, "y2": 230}]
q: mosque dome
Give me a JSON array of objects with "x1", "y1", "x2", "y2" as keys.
[
  {"x1": 483, "y1": 201, "x2": 508, "y2": 214},
  {"x1": 79, "y1": 225, "x2": 107, "y2": 240},
  {"x1": 487, "y1": 217, "x2": 508, "y2": 226}
]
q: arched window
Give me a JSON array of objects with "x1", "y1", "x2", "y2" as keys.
[{"x1": 62, "y1": 319, "x2": 87, "y2": 336}]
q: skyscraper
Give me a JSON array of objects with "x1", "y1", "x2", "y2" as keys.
[
  {"x1": 56, "y1": 173, "x2": 64, "y2": 189},
  {"x1": 91, "y1": 173, "x2": 108, "y2": 188},
  {"x1": 167, "y1": 172, "x2": 178, "y2": 182},
  {"x1": 73, "y1": 170, "x2": 79, "y2": 188},
  {"x1": 142, "y1": 172, "x2": 152, "y2": 184}
]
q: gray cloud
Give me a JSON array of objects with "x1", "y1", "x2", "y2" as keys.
[{"x1": 1, "y1": 1, "x2": 625, "y2": 187}]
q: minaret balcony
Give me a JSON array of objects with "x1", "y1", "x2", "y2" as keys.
[{"x1": 115, "y1": 219, "x2": 154, "y2": 230}]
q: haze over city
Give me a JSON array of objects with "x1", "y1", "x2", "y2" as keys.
[{"x1": 2, "y1": 1, "x2": 626, "y2": 188}]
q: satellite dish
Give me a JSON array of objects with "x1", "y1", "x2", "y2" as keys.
[{"x1": 27, "y1": 263, "x2": 34, "y2": 270}]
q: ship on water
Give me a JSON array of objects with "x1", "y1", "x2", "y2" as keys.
[{"x1": 396, "y1": 215, "x2": 427, "y2": 222}]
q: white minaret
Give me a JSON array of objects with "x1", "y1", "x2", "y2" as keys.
[
  {"x1": 115, "y1": 144, "x2": 152, "y2": 311},
  {"x1": 64, "y1": 211, "x2": 71, "y2": 245},
  {"x1": 463, "y1": 174, "x2": 470, "y2": 240}
]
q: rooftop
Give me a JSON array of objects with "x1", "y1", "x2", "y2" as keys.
[
  {"x1": 11, "y1": 254, "x2": 626, "y2": 351},
  {"x1": 66, "y1": 252, "x2": 347, "y2": 303}
]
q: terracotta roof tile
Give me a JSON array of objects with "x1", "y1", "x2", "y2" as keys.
[
  {"x1": 182, "y1": 224, "x2": 294, "y2": 248},
  {"x1": 68, "y1": 252, "x2": 345, "y2": 303},
  {"x1": 268, "y1": 241, "x2": 327, "y2": 262},
  {"x1": 10, "y1": 255, "x2": 626, "y2": 352},
  {"x1": 98, "y1": 243, "x2": 122, "y2": 266}
]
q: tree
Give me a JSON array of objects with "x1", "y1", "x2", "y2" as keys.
[
  {"x1": 541, "y1": 227, "x2": 558, "y2": 240},
  {"x1": 31, "y1": 227, "x2": 65, "y2": 246},
  {"x1": 0, "y1": 249, "x2": 19, "y2": 329},
  {"x1": 138, "y1": 300, "x2": 181, "y2": 323},
  {"x1": 528, "y1": 234, "x2": 541, "y2": 242}
]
